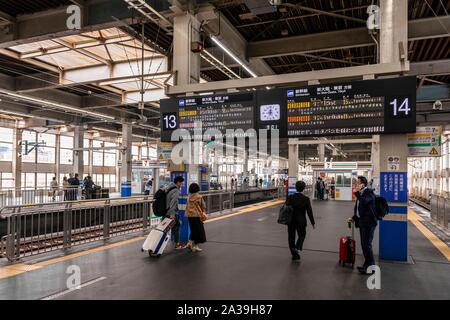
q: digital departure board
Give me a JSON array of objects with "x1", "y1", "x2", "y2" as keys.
[
  {"x1": 160, "y1": 76, "x2": 416, "y2": 142},
  {"x1": 283, "y1": 76, "x2": 416, "y2": 137},
  {"x1": 160, "y1": 92, "x2": 256, "y2": 142}
]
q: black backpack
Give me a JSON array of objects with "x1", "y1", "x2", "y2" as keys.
[
  {"x1": 374, "y1": 195, "x2": 389, "y2": 220},
  {"x1": 152, "y1": 186, "x2": 177, "y2": 217}
]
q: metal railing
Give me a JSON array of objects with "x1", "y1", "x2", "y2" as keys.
[
  {"x1": 0, "y1": 191, "x2": 239, "y2": 261},
  {"x1": 0, "y1": 187, "x2": 84, "y2": 208},
  {"x1": 430, "y1": 194, "x2": 449, "y2": 232},
  {"x1": 0, "y1": 195, "x2": 158, "y2": 261},
  {"x1": 201, "y1": 191, "x2": 234, "y2": 215}
]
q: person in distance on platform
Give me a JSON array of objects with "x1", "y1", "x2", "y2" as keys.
[
  {"x1": 286, "y1": 181, "x2": 316, "y2": 261},
  {"x1": 166, "y1": 176, "x2": 185, "y2": 250},
  {"x1": 351, "y1": 176, "x2": 378, "y2": 274},
  {"x1": 50, "y1": 176, "x2": 58, "y2": 201},
  {"x1": 185, "y1": 183, "x2": 207, "y2": 252}
]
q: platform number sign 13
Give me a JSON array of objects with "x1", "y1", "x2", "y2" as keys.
[{"x1": 162, "y1": 112, "x2": 178, "y2": 131}]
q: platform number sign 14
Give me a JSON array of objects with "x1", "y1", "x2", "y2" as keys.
[{"x1": 390, "y1": 97, "x2": 410, "y2": 118}]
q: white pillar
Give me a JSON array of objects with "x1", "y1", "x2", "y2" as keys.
[
  {"x1": 88, "y1": 138, "x2": 93, "y2": 176},
  {"x1": 173, "y1": 13, "x2": 201, "y2": 85},
  {"x1": 12, "y1": 128, "x2": 22, "y2": 192},
  {"x1": 120, "y1": 123, "x2": 132, "y2": 184},
  {"x1": 73, "y1": 126, "x2": 84, "y2": 177},
  {"x1": 318, "y1": 144, "x2": 325, "y2": 162},
  {"x1": 288, "y1": 142, "x2": 299, "y2": 195},
  {"x1": 173, "y1": 12, "x2": 201, "y2": 188},
  {"x1": 55, "y1": 133, "x2": 60, "y2": 181},
  {"x1": 377, "y1": 0, "x2": 409, "y2": 261}
]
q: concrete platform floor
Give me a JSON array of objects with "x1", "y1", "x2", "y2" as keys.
[{"x1": 0, "y1": 200, "x2": 449, "y2": 300}]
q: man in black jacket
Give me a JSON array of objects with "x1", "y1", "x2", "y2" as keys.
[
  {"x1": 352, "y1": 176, "x2": 378, "y2": 274},
  {"x1": 286, "y1": 181, "x2": 316, "y2": 261}
]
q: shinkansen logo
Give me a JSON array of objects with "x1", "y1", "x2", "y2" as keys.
[
  {"x1": 178, "y1": 100, "x2": 185, "y2": 107},
  {"x1": 287, "y1": 90, "x2": 294, "y2": 98}
]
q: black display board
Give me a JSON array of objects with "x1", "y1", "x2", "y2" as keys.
[
  {"x1": 160, "y1": 76, "x2": 416, "y2": 142},
  {"x1": 282, "y1": 76, "x2": 416, "y2": 137},
  {"x1": 160, "y1": 92, "x2": 257, "y2": 142}
]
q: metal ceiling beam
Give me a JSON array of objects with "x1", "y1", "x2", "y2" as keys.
[
  {"x1": 122, "y1": 88, "x2": 166, "y2": 104},
  {"x1": 0, "y1": 48, "x2": 60, "y2": 73},
  {"x1": 167, "y1": 61, "x2": 409, "y2": 95},
  {"x1": 52, "y1": 38, "x2": 112, "y2": 65},
  {"x1": 0, "y1": 10, "x2": 15, "y2": 24},
  {"x1": 19, "y1": 36, "x2": 134, "y2": 59},
  {"x1": 409, "y1": 59, "x2": 450, "y2": 77},
  {"x1": 236, "y1": 5, "x2": 369, "y2": 29},
  {"x1": 0, "y1": 0, "x2": 170, "y2": 49},
  {"x1": 248, "y1": 16, "x2": 450, "y2": 59},
  {"x1": 60, "y1": 57, "x2": 168, "y2": 85},
  {"x1": 281, "y1": 3, "x2": 366, "y2": 24}
]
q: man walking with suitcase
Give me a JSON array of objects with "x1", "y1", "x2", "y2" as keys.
[{"x1": 351, "y1": 176, "x2": 378, "y2": 274}]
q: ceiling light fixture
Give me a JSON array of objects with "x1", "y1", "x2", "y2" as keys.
[{"x1": 210, "y1": 35, "x2": 258, "y2": 78}]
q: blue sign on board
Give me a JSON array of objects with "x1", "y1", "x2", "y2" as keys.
[{"x1": 380, "y1": 172, "x2": 407, "y2": 202}]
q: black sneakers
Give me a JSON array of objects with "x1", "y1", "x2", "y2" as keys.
[{"x1": 291, "y1": 248, "x2": 301, "y2": 261}]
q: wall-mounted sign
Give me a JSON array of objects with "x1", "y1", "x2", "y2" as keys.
[
  {"x1": 387, "y1": 156, "x2": 400, "y2": 171},
  {"x1": 407, "y1": 126, "x2": 442, "y2": 157}
]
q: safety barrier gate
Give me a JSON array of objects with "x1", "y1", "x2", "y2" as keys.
[{"x1": 430, "y1": 195, "x2": 449, "y2": 232}]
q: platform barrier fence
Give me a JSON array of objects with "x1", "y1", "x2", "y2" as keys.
[
  {"x1": 0, "y1": 196, "x2": 155, "y2": 261},
  {"x1": 0, "y1": 190, "x2": 252, "y2": 261},
  {"x1": 430, "y1": 194, "x2": 449, "y2": 232},
  {"x1": 0, "y1": 187, "x2": 83, "y2": 208}
]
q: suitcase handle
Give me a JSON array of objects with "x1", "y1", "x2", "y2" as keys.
[{"x1": 347, "y1": 219, "x2": 355, "y2": 239}]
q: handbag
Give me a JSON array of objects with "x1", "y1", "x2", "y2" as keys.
[
  {"x1": 277, "y1": 204, "x2": 293, "y2": 225},
  {"x1": 199, "y1": 197, "x2": 208, "y2": 222},
  {"x1": 200, "y1": 211, "x2": 208, "y2": 222}
]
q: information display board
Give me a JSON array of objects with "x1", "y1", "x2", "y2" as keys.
[
  {"x1": 160, "y1": 76, "x2": 416, "y2": 142},
  {"x1": 160, "y1": 92, "x2": 256, "y2": 142},
  {"x1": 283, "y1": 76, "x2": 416, "y2": 137}
]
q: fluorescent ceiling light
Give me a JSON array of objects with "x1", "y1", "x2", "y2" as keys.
[
  {"x1": 211, "y1": 36, "x2": 258, "y2": 78},
  {"x1": 0, "y1": 89, "x2": 115, "y2": 121}
]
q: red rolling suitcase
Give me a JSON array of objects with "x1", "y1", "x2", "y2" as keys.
[{"x1": 339, "y1": 220, "x2": 356, "y2": 268}]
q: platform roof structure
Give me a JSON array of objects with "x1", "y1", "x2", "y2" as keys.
[{"x1": 0, "y1": 0, "x2": 447, "y2": 157}]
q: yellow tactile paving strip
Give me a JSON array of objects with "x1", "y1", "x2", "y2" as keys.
[
  {"x1": 0, "y1": 199, "x2": 283, "y2": 280},
  {"x1": 408, "y1": 209, "x2": 450, "y2": 261}
]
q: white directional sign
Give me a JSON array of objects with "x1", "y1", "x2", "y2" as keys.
[{"x1": 407, "y1": 127, "x2": 442, "y2": 157}]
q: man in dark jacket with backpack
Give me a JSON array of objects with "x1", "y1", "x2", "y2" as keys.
[{"x1": 352, "y1": 176, "x2": 377, "y2": 274}]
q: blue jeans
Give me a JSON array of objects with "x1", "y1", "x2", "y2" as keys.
[{"x1": 359, "y1": 225, "x2": 376, "y2": 266}]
